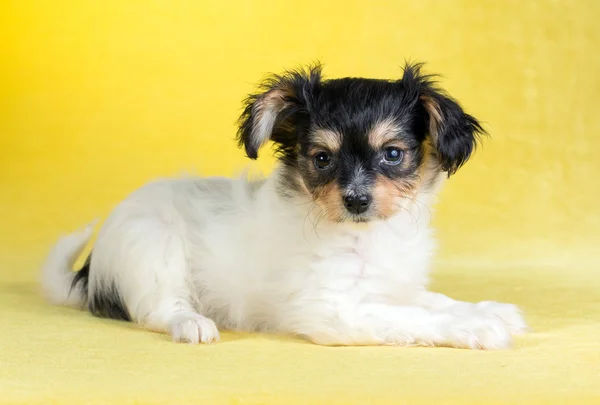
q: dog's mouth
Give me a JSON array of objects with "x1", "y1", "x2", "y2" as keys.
[
  {"x1": 350, "y1": 214, "x2": 371, "y2": 223},
  {"x1": 335, "y1": 212, "x2": 379, "y2": 224}
]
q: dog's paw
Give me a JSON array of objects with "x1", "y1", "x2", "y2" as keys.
[
  {"x1": 169, "y1": 312, "x2": 220, "y2": 344},
  {"x1": 440, "y1": 315, "x2": 512, "y2": 350},
  {"x1": 475, "y1": 301, "x2": 528, "y2": 335}
]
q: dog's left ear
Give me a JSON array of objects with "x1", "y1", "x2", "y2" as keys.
[
  {"x1": 402, "y1": 63, "x2": 487, "y2": 176},
  {"x1": 237, "y1": 65, "x2": 322, "y2": 159}
]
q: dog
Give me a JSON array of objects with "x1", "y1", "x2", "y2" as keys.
[{"x1": 42, "y1": 62, "x2": 527, "y2": 349}]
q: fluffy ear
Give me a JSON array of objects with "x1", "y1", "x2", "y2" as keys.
[
  {"x1": 402, "y1": 63, "x2": 486, "y2": 176},
  {"x1": 236, "y1": 64, "x2": 322, "y2": 159}
]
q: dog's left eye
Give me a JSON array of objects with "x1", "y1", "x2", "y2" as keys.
[{"x1": 382, "y1": 147, "x2": 404, "y2": 165}]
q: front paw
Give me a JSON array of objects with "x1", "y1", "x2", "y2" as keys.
[
  {"x1": 169, "y1": 312, "x2": 220, "y2": 344},
  {"x1": 475, "y1": 301, "x2": 529, "y2": 335},
  {"x1": 440, "y1": 315, "x2": 512, "y2": 350}
]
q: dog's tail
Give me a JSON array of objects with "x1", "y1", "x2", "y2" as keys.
[{"x1": 41, "y1": 222, "x2": 96, "y2": 308}]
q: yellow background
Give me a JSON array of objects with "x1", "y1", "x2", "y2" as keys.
[{"x1": 1, "y1": 1, "x2": 599, "y2": 404}]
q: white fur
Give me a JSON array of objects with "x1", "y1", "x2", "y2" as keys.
[
  {"x1": 251, "y1": 109, "x2": 277, "y2": 152},
  {"x1": 42, "y1": 165, "x2": 527, "y2": 349},
  {"x1": 41, "y1": 221, "x2": 96, "y2": 307}
]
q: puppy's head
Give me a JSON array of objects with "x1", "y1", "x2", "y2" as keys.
[{"x1": 237, "y1": 62, "x2": 485, "y2": 223}]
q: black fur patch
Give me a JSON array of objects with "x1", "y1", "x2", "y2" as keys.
[{"x1": 70, "y1": 254, "x2": 131, "y2": 322}]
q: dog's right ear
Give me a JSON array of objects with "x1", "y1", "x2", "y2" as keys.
[{"x1": 236, "y1": 64, "x2": 322, "y2": 159}]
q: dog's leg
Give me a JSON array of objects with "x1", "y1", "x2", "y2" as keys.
[
  {"x1": 290, "y1": 303, "x2": 514, "y2": 349},
  {"x1": 415, "y1": 291, "x2": 528, "y2": 334},
  {"x1": 142, "y1": 297, "x2": 220, "y2": 344},
  {"x1": 121, "y1": 228, "x2": 220, "y2": 344}
]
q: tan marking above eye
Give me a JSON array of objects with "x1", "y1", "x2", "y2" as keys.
[
  {"x1": 381, "y1": 142, "x2": 409, "y2": 151},
  {"x1": 311, "y1": 129, "x2": 342, "y2": 153},
  {"x1": 368, "y1": 119, "x2": 406, "y2": 149}
]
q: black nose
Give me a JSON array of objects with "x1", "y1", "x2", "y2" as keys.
[{"x1": 343, "y1": 194, "x2": 372, "y2": 215}]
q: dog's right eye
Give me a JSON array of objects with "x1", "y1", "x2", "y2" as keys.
[{"x1": 314, "y1": 152, "x2": 332, "y2": 170}]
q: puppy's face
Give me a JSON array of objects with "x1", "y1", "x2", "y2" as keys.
[{"x1": 237, "y1": 63, "x2": 485, "y2": 223}]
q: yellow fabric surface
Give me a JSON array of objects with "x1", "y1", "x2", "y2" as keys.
[{"x1": 1, "y1": 1, "x2": 599, "y2": 404}]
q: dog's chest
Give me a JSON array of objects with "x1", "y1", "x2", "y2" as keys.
[{"x1": 286, "y1": 226, "x2": 431, "y2": 304}]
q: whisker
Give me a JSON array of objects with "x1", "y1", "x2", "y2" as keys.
[
  {"x1": 312, "y1": 209, "x2": 326, "y2": 238},
  {"x1": 302, "y1": 202, "x2": 317, "y2": 242}
]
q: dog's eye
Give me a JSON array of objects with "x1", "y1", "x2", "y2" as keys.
[
  {"x1": 314, "y1": 152, "x2": 332, "y2": 170},
  {"x1": 382, "y1": 147, "x2": 404, "y2": 165}
]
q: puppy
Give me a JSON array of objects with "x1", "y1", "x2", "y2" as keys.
[{"x1": 42, "y1": 63, "x2": 528, "y2": 349}]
